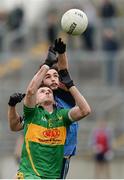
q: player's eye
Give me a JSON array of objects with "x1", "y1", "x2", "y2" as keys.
[
  {"x1": 40, "y1": 89, "x2": 45, "y2": 93},
  {"x1": 45, "y1": 75, "x2": 50, "y2": 79},
  {"x1": 54, "y1": 74, "x2": 59, "y2": 78},
  {"x1": 48, "y1": 90, "x2": 52, "y2": 93}
]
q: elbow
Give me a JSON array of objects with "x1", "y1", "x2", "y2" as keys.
[
  {"x1": 87, "y1": 106, "x2": 91, "y2": 115},
  {"x1": 81, "y1": 106, "x2": 91, "y2": 118},
  {"x1": 85, "y1": 106, "x2": 91, "y2": 116},
  {"x1": 9, "y1": 117, "x2": 22, "y2": 132},
  {"x1": 10, "y1": 126, "x2": 22, "y2": 132},
  {"x1": 9, "y1": 124, "x2": 19, "y2": 131},
  {"x1": 10, "y1": 126, "x2": 17, "y2": 131},
  {"x1": 10, "y1": 127, "x2": 17, "y2": 132}
]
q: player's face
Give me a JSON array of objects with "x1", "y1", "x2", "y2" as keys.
[
  {"x1": 36, "y1": 87, "x2": 54, "y2": 105},
  {"x1": 43, "y1": 69, "x2": 59, "y2": 90}
]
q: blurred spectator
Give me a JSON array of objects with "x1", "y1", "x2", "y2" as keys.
[
  {"x1": 99, "y1": 0, "x2": 117, "y2": 18},
  {"x1": 90, "y1": 120, "x2": 113, "y2": 179},
  {"x1": 99, "y1": 0, "x2": 118, "y2": 27},
  {"x1": 7, "y1": 7, "x2": 24, "y2": 31},
  {"x1": 102, "y1": 27, "x2": 119, "y2": 86},
  {"x1": 81, "y1": 1, "x2": 97, "y2": 50},
  {"x1": 6, "y1": 6, "x2": 25, "y2": 49},
  {"x1": 46, "y1": 9, "x2": 58, "y2": 44},
  {"x1": 0, "y1": 11, "x2": 7, "y2": 51}
]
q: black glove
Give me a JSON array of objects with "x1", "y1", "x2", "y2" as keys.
[
  {"x1": 54, "y1": 38, "x2": 66, "y2": 54},
  {"x1": 8, "y1": 93, "x2": 25, "y2": 106},
  {"x1": 44, "y1": 46, "x2": 58, "y2": 67},
  {"x1": 58, "y1": 69, "x2": 74, "y2": 89}
]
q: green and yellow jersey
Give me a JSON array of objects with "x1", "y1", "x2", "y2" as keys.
[{"x1": 18, "y1": 105, "x2": 72, "y2": 179}]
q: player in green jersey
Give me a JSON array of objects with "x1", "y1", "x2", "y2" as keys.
[{"x1": 15, "y1": 62, "x2": 91, "y2": 179}]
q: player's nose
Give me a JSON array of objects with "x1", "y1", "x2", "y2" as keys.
[
  {"x1": 46, "y1": 90, "x2": 50, "y2": 95},
  {"x1": 51, "y1": 76, "x2": 56, "y2": 82}
]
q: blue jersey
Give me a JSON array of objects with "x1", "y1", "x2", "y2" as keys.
[{"x1": 54, "y1": 88, "x2": 79, "y2": 156}]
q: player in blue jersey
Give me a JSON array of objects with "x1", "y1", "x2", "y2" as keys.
[{"x1": 8, "y1": 38, "x2": 83, "y2": 178}]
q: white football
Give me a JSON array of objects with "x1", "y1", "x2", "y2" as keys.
[{"x1": 61, "y1": 9, "x2": 88, "y2": 36}]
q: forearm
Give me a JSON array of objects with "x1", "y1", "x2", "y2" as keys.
[
  {"x1": 24, "y1": 64, "x2": 49, "y2": 107},
  {"x1": 8, "y1": 106, "x2": 23, "y2": 131},
  {"x1": 26, "y1": 65, "x2": 49, "y2": 95},
  {"x1": 58, "y1": 53, "x2": 68, "y2": 70},
  {"x1": 69, "y1": 86, "x2": 91, "y2": 115}
]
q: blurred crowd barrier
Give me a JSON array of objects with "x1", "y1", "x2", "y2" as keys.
[{"x1": 0, "y1": 17, "x2": 124, "y2": 52}]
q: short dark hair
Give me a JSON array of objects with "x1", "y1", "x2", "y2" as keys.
[
  {"x1": 36, "y1": 63, "x2": 58, "y2": 74},
  {"x1": 39, "y1": 84, "x2": 52, "y2": 89},
  {"x1": 35, "y1": 63, "x2": 59, "y2": 89}
]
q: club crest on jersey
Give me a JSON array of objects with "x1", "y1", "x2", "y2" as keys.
[
  {"x1": 42, "y1": 117, "x2": 47, "y2": 121},
  {"x1": 43, "y1": 128, "x2": 60, "y2": 138},
  {"x1": 58, "y1": 116, "x2": 63, "y2": 121}
]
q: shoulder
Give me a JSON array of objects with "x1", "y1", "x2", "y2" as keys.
[
  {"x1": 54, "y1": 88, "x2": 71, "y2": 95},
  {"x1": 24, "y1": 104, "x2": 36, "y2": 110},
  {"x1": 54, "y1": 88, "x2": 75, "y2": 106},
  {"x1": 55, "y1": 108, "x2": 70, "y2": 117},
  {"x1": 23, "y1": 105, "x2": 38, "y2": 116},
  {"x1": 55, "y1": 108, "x2": 69, "y2": 113}
]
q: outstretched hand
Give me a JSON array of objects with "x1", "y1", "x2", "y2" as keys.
[
  {"x1": 54, "y1": 38, "x2": 66, "y2": 54},
  {"x1": 44, "y1": 46, "x2": 58, "y2": 67},
  {"x1": 8, "y1": 93, "x2": 25, "y2": 106},
  {"x1": 58, "y1": 69, "x2": 74, "y2": 89}
]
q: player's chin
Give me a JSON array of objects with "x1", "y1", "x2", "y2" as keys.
[{"x1": 50, "y1": 85, "x2": 59, "y2": 90}]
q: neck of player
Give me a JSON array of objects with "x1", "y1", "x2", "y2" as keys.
[{"x1": 40, "y1": 102, "x2": 54, "y2": 113}]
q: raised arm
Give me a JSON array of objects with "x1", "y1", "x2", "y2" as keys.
[
  {"x1": 54, "y1": 38, "x2": 68, "y2": 70},
  {"x1": 58, "y1": 69, "x2": 91, "y2": 121},
  {"x1": 24, "y1": 46, "x2": 58, "y2": 107},
  {"x1": 8, "y1": 93, "x2": 25, "y2": 131},
  {"x1": 68, "y1": 86, "x2": 91, "y2": 121},
  {"x1": 8, "y1": 106, "x2": 23, "y2": 131},
  {"x1": 24, "y1": 64, "x2": 49, "y2": 107}
]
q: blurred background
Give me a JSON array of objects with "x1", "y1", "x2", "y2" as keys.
[{"x1": 1, "y1": 0, "x2": 124, "y2": 178}]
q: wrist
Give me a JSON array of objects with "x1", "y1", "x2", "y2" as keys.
[
  {"x1": 58, "y1": 52, "x2": 66, "y2": 56},
  {"x1": 8, "y1": 102, "x2": 16, "y2": 107},
  {"x1": 58, "y1": 51, "x2": 65, "y2": 54},
  {"x1": 65, "y1": 80, "x2": 74, "y2": 89},
  {"x1": 58, "y1": 69, "x2": 74, "y2": 89}
]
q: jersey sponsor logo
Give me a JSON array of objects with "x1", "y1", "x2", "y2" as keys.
[
  {"x1": 43, "y1": 128, "x2": 60, "y2": 138},
  {"x1": 26, "y1": 123, "x2": 66, "y2": 145}
]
